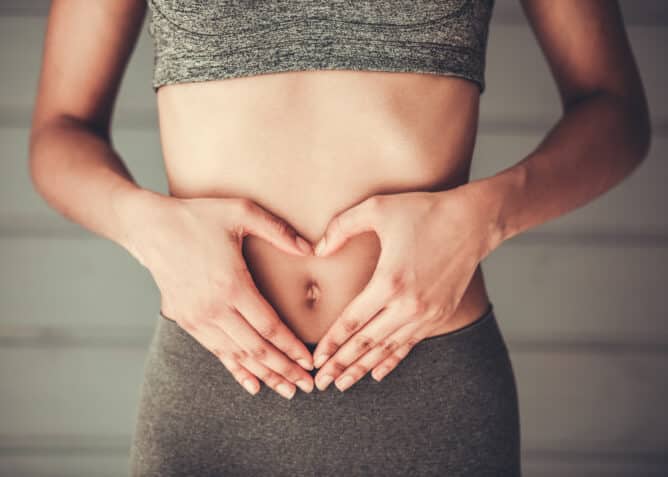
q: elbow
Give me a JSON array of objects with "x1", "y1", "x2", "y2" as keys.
[
  {"x1": 604, "y1": 90, "x2": 653, "y2": 174},
  {"x1": 620, "y1": 84, "x2": 653, "y2": 169},
  {"x1": 625, "y1": 99, "x2": 652, "y2": 167},
  {"x1": 28, "y1": 126, "x2": 46, "y2": 198},
  {"x1": 566, "y1": 89, "x2": 652, "y2": 169},
  {"x1": 27, "y1": 123, "x2": 54, "y2": 202}
]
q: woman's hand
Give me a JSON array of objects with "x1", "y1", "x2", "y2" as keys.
[
  {"x1": 310, "y1": 185, "x2": 500, "y2": 391},
  {"x1": 123, "y1": 192, "x2": 316, "y2": 399}
]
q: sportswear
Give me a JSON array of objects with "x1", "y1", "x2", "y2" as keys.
[{"x1": 146, "y1": 0, "x2": 495, "y2": 93}]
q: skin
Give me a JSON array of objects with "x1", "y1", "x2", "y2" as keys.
[{"x1": 29, "y1": 0, "x2": 650, "y2": 400}]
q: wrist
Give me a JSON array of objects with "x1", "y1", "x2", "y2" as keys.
[
  {"x1": 455, "y1": 167, "x2": 526, "y2": 258},
  {"x1": 110, "y1": 185, "x2": 174, "y2": 264}
]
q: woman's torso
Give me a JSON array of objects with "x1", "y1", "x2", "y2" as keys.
[{"x1": 155, "y1": 69, "x2": 492, "y2": 344}]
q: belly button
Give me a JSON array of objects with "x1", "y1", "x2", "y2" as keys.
[{"x1": 304, "y1": 279, "x2": 321, "y2": 308}]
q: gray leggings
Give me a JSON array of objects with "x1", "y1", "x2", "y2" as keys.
[{"x1": 128, "y1": 303, "x2": 521, "y2": 476}]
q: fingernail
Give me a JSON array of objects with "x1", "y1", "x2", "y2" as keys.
[
  {"x1": 276, "y1": 383, "x2": 296, "y2": 399},
  {"x1": 313, "y1": 353, "x2": 329, "y2": 369},
  {"x1": 316, "y1": 374, "x2": 334, "y2": 391},
  {"x1": 314, "y1": 238, "x2": 327, "y2": 256},
  {"x1": 297, "y1": 358, "x2": 313, "y2": 370},
  {"x1": 296, "y1": 379, "x2": 313, "y2": 393},
  {"x1": 373, "y1": 367, "x2": 389, "y2": 382},
  {"x1": 336, "y1": 375, "x2": 354, "y2": 392},
  {"x1": 243, "y1": 379, "x2": 259, "y2": 395},
  {"x1": 296, "y1": 236, "x2": 312, "y2": 255}
]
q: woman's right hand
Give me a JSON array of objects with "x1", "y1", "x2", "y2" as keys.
[{"x1": 121, "y1": 191, "x2": 315, "y2": 399}]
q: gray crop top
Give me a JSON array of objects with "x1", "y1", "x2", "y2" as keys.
[{"x1": 146, "y1": 0, "x2": 495, "y2": 94}]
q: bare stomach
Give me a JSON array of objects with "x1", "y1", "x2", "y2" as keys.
[{"x1": 155, "y1": 69, "x2": 492, "y2": 345}]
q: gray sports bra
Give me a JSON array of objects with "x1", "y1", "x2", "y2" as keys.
[{"x1": 146, "y1": 0, "x2": 495, "y2": 94}]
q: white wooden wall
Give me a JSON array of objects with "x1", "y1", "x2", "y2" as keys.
[{"x1": 0, "y1": 1, "x2": 666, "y2": 476}]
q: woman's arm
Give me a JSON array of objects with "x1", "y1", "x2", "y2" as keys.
[
  {"x1": 28, "y1": 0, "x2": 317, "y2": 398},
  {"x1": 28, "y1": 0, "x2": 151, "y2": 253},
  {"x1": 467, "y1": 0, "x2": 652, "y2": 252},
  {"x1": 308, "y1": 0, "x2": 653, "y2": 390}
]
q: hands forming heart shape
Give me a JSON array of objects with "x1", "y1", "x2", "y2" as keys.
[{"x1": 126, "y1": 183, "x2": 501, "y2": 399}]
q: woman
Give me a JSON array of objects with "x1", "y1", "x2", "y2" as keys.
[{"x1": 29, "y1": 0, "x2": 650, "y2": 475}]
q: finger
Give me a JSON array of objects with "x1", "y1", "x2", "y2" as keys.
[
  {"x1": 371, "y1": 330, "x2": 425, "y2": 382},
  {"x1": 312, "y1": 266, "x2": 397, "y2": 370},
  {"x1": 219, "y1": 353, "x2": 261, "y2": 396},
  {"x1": 184, "y1": 318, "x2": 261, "y2": 396},
  {"x1": 335, "y1": 321, "x2": 424, "y2": 391},
  {"x1": 313, "y1": 196, "x2": 380, "y2": 257},
  {"x1": 192, "y1": 317, "x2": 300, "y2": 400},
  {"x1": 236, "y1": 352, "x2": 300, "y2": 400},
  {"x1": 314, "y1": 304, "x2": 408, "y2": 390},
  {"x1": 237, "y1": 199, "x2": 313, "y2": 256},
  {"x1": 212, "y1": 307, "x2": 314, "y2": 393},
  {"x1": 234, "y1": 282, "x2": 315, "y2": 371}
]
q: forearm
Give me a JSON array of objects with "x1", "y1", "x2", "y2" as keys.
[
  {"x1": 465, "y1": 90, "x2": 652, "y2": 254},
  {"x1": 28, "y1": 116, "x2": 162, "y2": 255}
]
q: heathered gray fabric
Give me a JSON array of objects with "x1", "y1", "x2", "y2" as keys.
[
  {"x1": 145, "y1": 0, "x2": 495, "y2": 93},
  {"x1": 128, "y1": 303, "x2": 521, "y2": 476}
]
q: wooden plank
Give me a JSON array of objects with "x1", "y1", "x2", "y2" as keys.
[
  {"x1": 514, "y1": 352, "x2": 668, "y2": 453},
  {"x1": 482, "y1": 25, "x2": 668, "y2": 126},
  {"x1": 484, "y1": 241, "x2": 668, "y2": 345},
  {"x1": 0, "y1": 237, "x2": 159, "y2": 331},
  {"x1": 0, "y1": 454, "x2": 129, "y2": 477},
  {"x1": 0, "y1": 128, "x2": 167, "y2": 227},
  {"x1": 522, "y1": 458, "x2": 668, "y2": 477},
  {"x1": 470, "y1": 135, "x2": 668, "y2": 234}
]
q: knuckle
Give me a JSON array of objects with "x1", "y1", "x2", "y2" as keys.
[
  {"x1": 281, "y1": 363, "x2": 302, "y2": 382},
  {"x1": 257, "y1": 321, "x2": 279, "y2": 341},
  {"x1": 385, "y1": 355, "x2": 400, "y2": 367},
  {"x1": 353, "y1": 334, "x2": 375, "y2": 352},
  {"x1": 266, "y1": 374, "x2": 284, "y2": 389},
  {"x1": 200, "y1": 300, "x2": 229, "y2": 322},
  {"x1": 406, "y1": 337, "x2": 420, "y2": 348},
  {"x1": 258, "y1": 369, "x2": 274, "y2": 384},
  {"x1": 350, "y1": 363, "x2": 369, "y2": 377},
  {"x1": 231, "y1": 349, "x2": 249, "y2": 362},
  {"x1": 404, "y1": 293, "x2": 429, "y2": 317},
  {"x1": 380, "y1": 338, "x2": 400, "y2": 354},
  {"x1": 215, "y1": 277, "x2": 239, "y2": 300},
  {"x1": 225, "y1": 360, "x2": 244, "y2": 375},
  {"x1": 386, "y1": 269, "x2": 407, "y2": 296},
  {"x1": 329, "y1": 360, "x2": 347, "y2": 374},
  {"x1": 342, "y1": 317, "x2": 360, "y2": 334},
  {"x1": 250, "y1": 345, "x2": 269, "y2": 361},
  {"x1": 426, "y1": 303, "x2": 446, "y2": 321},
  {"x1": 319, "y1": 341, "x2": 339, "y2": 357},
  {"x1": 225, "y1": 281, "x2": 243, "y2": 301}
]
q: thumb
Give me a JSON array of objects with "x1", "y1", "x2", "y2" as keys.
[
  {"x1": 238, "y1": 200, "x2": 313, "y2": 256},
  {"x1": 314, "y1": 197, "x2": 379, "y2": 257}
]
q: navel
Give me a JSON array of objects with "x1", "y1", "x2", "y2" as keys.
[{"x1": 304, "y1": 279, "x2": 321, "y2": 308}]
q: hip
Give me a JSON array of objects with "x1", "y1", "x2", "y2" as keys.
[{"x1": 129, "y1": 302, "x2": 521, "y2": 476}]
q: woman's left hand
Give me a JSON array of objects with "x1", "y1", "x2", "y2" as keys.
[{"x1": 310, "y1": 184, "x2": 500, "y2": 391}]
